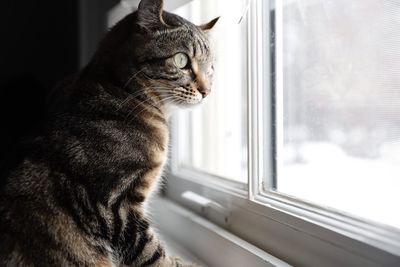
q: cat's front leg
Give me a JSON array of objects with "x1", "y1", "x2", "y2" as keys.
[{"x1": 121, "y1": 226, "x2": 199, "y2": 267}]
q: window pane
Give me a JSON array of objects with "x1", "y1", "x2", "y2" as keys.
[
  {"x1": 174, "y1": 0, "x2": 248, "y2": 183},
  {"x1": 276, "y1": 0, "x2": 400, "y2": 228}
]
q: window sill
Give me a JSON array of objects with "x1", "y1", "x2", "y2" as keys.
[
  {"x1": 160, "y1": 232, "x2": 208, "y2": 266},
  {"x1": 150, "y1": 196, "x2": 291, "y2": 267},
  {"x1": 164, "y1": 173, "x2": 400, "y2": 267}
]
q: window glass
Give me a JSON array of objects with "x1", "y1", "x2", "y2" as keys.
[
  {"x1": 275, "y1": 0, "x2": 400, "y2": 228},
  {"x1": 174, "y1": 0, "x2": 248, "y2": 183}
]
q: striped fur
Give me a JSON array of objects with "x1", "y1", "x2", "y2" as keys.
[{"x1": 0, "y1": 0, "x2": 217, "y2": 266}]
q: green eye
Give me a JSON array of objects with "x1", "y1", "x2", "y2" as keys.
[{"x1": 174, "y1": 53, "x2": 189, "y2": 69}]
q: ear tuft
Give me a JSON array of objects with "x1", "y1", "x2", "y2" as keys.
[
  {"x1": 199, "y1": 17, "x2": 220, "y2": 32},
  {"x1": 137, "y1": 0, "x2": 166, "y2": 30}
]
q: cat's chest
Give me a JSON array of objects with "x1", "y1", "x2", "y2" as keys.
[
  {"x1": 142, "y1": 118, "x2": 169, "y2": 191},
  {"x1": 144, "y1": 116, "x2": 169, "y2": 166}
]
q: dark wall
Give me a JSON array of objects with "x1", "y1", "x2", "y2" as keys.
[
  {"x1": 0, "y1": 1, "x2": 79, "y2": 163},
  {"x1": 79, "y1": 0, "x2": 120, "y2": 68},
  {"x1": 0, "y1": 0, "x2": 119, "y2": 165},
  {"x1": 0, "y1": 1, "x2": 79, "y2": 90}
]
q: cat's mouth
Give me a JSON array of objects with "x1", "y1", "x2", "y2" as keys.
[
  {"x1": 151, "y1": 86, "x2": 208, "y2": 108},
  {"x1": 173, "y1": 92, "x2": 204, "y2": 107},
  {"x1": 161, "y1": 87, "x2": 205, "y2": 107}
]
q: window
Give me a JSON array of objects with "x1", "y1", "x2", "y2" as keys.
[
  {"x1": 168, "y1": 0, "x2": 400, "y2": 266},
  {"x1": 174, "y1": 0, "x2": 248, "y2": 184},
  {"x1": 272, "y1": 0, "x2": 400, "y2": 229}
]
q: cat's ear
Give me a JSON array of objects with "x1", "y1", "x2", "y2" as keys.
[
  {"x1": 198, "y1": 17, "x2": 220, "y2": 32},
  {"x1": 136, "y1": 0, "x2": 166, "y2": 31}
]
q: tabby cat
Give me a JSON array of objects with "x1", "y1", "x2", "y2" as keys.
[{"x1": 0, "y1": 0, "x2": 218, "y2": 266}]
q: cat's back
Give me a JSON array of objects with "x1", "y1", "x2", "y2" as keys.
[
  {"x1": 0, "y1": 79, "x2": 170, "y2": 266},
  {"x1": 0, "y1": 137, "x2": 64, "y2": 265}
]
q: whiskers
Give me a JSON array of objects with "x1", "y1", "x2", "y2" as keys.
[
  {"x1": 122, "y1": 68, "x2": 145, "y2": 91},
  {"x1": 123, "y1": 93, "x2": 178, "y2": 124},
  {"x1": 116, "y1": 69, "x2": 194, "y2": 124}
]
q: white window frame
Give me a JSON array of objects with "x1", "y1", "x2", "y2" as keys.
[{"x1": 166, "y1": 0, "x2": 400, "y2": 266}]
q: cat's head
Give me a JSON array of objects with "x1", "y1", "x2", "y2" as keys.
[{"x1": 99, "y1": 0, "x2": 219, "y2": 109}]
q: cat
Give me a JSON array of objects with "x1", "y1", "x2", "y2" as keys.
[{"x1": 0, "y1": 0, "x2": 218, "y2": 266}]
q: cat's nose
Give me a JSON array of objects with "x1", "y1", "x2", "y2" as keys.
[
  {"x1": 196, "y1": 72, "x2": 211, "y2": 98},
  {"x1": 198, "y1": 86, "x2": 210, "y2": 98}
]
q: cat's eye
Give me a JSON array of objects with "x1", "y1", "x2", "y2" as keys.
[{"x1": 174, "y1": 53, "x2": 189, "y2": 69}]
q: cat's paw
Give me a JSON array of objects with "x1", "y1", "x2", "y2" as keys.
[{"x1": 170, "y1": 256, "x2": 201, "y2": 267}]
